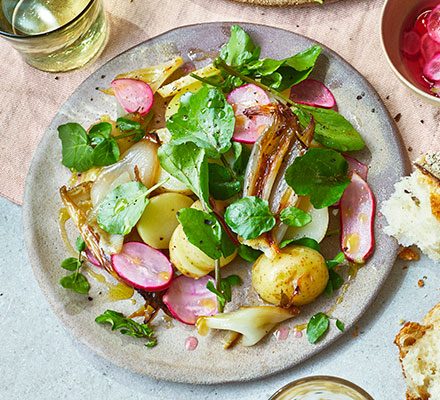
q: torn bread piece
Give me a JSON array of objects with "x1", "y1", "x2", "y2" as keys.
[
  {"x1": 381, "y1": 152, "x2": 440, "y2": 261},
  {"x1": 395, "y1": 303, "x2": 440, "y2": 400}
]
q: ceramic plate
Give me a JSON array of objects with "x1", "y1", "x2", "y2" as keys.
[{"x1": 23, "y1": 22, "x2": 406, "y2": 384}]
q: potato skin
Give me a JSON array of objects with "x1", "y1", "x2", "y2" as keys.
[{"x1": 252, "y1": 246, "x2": 328, "y2": 306}]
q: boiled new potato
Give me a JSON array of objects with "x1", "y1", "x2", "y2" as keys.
[
  {"x1": 169, "y1": 201, "x2": 237, "y2": 278},
  {"x1": 137, "y1": 193, "x2": 193, "y2": 249},
  {"x1": 252, "y1": 245, "x2": 328, "y2": 306},
  {"x1": 283, "y1": 196, "x2": 329, "y2": 243}
]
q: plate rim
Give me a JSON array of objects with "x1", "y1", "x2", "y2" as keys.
[{"x1": 23, "y1": 21, "x2": 409, "y2": 384}]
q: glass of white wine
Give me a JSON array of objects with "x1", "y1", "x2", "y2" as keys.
[{"x1": 0, "y1": 0, "x2": 108, "y2": 72}]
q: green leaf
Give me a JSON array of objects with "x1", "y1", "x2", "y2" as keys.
[
  {"x1": 89, "y1": 122, "x2": 112, "y2": 146},
  {"x1": 284, "y1": 45, "x2": 322, "y2": 71},
  {"x1": 219, "y1": 25, "x2": 260, "y2": 67},
  {"x1": 231, "y1": 142, "x2": 251, "y2": 176},
  {"x1": 206, "y1": 281, "x2": 226, "y2": 309},
  {"x1": 58, "y1": 123, "x2": 94, "y2": 172},
  {"x1": 279, "y1": 237, "x2": 321, "y2": 251},
  {"x1": 60, "y1": 272, "x2": 90, "y2": 294},
  {"x1": 60, "y1": 257, "x2": 81, "y2": 272},
  {"x1": 97, "y1": 182, "x2": 150, "y2": 235},
  {"x1": 307, "y1": 312, "x2": 330, "y2": 344},
  {"x1": 206, "y1": 274, "x2": 242, "y2": 308},
  {"x1": 75, "y1": 236, "x2": 86, "y2": 252},
  {"x1": 280, "y1": 206, "x2": 312, "y2": 227},
  {"x1": 93, "y1": 138, "x2": 120, "y2": 166},
  {"x1": 177, "y1": 208, "x2": 225, "y2": 260},
  {"x1": 116, "y1": 117, "x2": 141, "y2": 131},
  {"x1": 285, "y1": 148, "x2": 350, "y2": 209},
  {"x1": 95, "y1": 309, "x2": 157, "y2": 348},
  {"x1": 238, "y1": 244, "x2": 262, "y2": 262},
  {"x1": 326, "y1": 252, "x2": 345, "y2": 270},
  {"x1": 336, "y1": 319, "x2": 345, "y2": 332},
  {"x1": 295, "y1": 105, "x2": 365, "y2": 152},
  {"x1": 224, "y1": 196, "x2": 276, "y2": 240},
  {"x1": 208, "y1": 163, "x2": 241, "y2": 200},
  {"x1": 325, "y1": 269, "x2": 344, "y2": 297},
  {"x1": 158, "y1": 142, "x2": 210, "y2": 211},
  {"x1": 167, "y1": 85, "x2": 235, "y2": 158}
]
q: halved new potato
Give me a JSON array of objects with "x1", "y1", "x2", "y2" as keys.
[
  {"x1": 169, "y1": 201, "x2": 237, "y2": 278},
  {"x1": 137, "y1": 193, "x2": 193, "y2": 249},
  {"x1": 252, "y1": 245, "x2": 328, "y2": 306},
  {"x1": 283, "y1": 196, "x2": 329, "y2": 243}
]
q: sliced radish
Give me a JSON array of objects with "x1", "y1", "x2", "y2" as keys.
[
  {"x1": 339, "y1": 172, "x2": 375, "y2": 264},
  {"x1": 344, "y1": 155, "x2": 368, "y2": 181},
  {"x1": 423, "y1": 53, "x2": 440, "y2": 81},
  {"x1": 402, "y1": 31, "x2": 421, "y2": 56},
  {"x1": 421, "y1": 33, "x2": 440, "y2": 62},
  {"x1": 111, "y1": 78, "x2": 154, "y2": 116},
  {"x1": 85, "y1": 248, "x2": 101, "y2": 267},
  {"x1": 111, "y1": 242, "x2": 173, "y2": 291},
  {"x1": 227, "y1": 83, "x2": 272, "y2": 144},
  {"x1": 163, "y1": 275, "x2": 218, "y2": 325},
  {"x1": 427, "y1": 5, "x2": 440, "y2": 44},
  {"x1": 289, "y1": 78, "x2": 336, "y2": 109}
]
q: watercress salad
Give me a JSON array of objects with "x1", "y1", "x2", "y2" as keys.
[{"x1": 57, "y1": 25, "x2": 375, "y2": 349}]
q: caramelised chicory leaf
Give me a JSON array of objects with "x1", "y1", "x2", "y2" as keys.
[
  {"x1": 208, "y1": 163, "x2": 242, "y2": 200},
  {"x1": 177, "y1": 208, "x2": 236, "y2": 260},
  {"x1": 166, "y1": 85, "x2": 235, "y2": 158},
  {"x1": 285, "y1": 148, "x2": 350, "y2": 209},
  {"x1": 280, "y1": 206, "x2": 312, "y2": 228},
  {"x1": 219, "y1": 25, "x2": 260, "y2": 68},
  {"x1": 225, "y1": 196, "x2": 276, "y2": 240},
  {"x1": 294, "y1": 106, "x2": 365, "y2": 152},
  {"x1": 158, "y1": 142, "x2": 210, "y2": 210}
]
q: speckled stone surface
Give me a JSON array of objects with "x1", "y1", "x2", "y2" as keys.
[
  {"x1": 2, "y1": 196, "x2": 439, "y2": 398},
  {"x1": 22, "y1": 23, "x2": 407, "y2": 384}
]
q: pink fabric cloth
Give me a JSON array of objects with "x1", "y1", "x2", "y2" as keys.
[{"x1": 0, "y1": 0, "x2": 438, "y2": 204}]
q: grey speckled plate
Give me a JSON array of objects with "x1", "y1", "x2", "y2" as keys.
[{"x1": 23, "y1": 23, "x2": 407, "y2": 384}]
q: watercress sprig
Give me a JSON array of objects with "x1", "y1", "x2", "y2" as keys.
[
  {"x1": 306, "y1": 312, "x2": 345, "y2": 344},
  {"x1": 206, "y1": 274, "x2": 242, "y2": 311}
]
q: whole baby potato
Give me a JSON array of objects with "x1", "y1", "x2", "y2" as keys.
[{"x1": 252, "y1": 246, "x2": 329, "y2": 306}]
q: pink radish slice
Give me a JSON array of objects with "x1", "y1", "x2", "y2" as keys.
[
  {"x1": 227, "y1": 83, "x2": 272, "y2": 144},
  {"x1": 427, "y1": 5, "x2": 440, "y2": 44},
  {"x1": 423, "y1": 53, "x2": 440, "y2": 81},
  {"x1": 344, "y1": 155, "x2": 368, "y2": 181},
  {"x1": 339, "y1": 172, "x2": 375, "y2": 264},
  {"x1": 163, "y1": 275, "x2": 218, "y2": 325},
  {"x1": 85, "y1": 249, "x2": 101, "y2": 267},
  {"x1": 111, "y1": 242, "x2": 173, "y2": 291},
  {"x1": 111, "y1": 78, "x2": 154, "y2": 116},
  {"x1": 421, "y1": 33, "x2": 440, "y2": 62},
  {"x1": 402, "y1": 31, "x2": 421, "y2": 56},
  {"x1": 289, "y1": 79, "x2": 336, "y2": 109}
]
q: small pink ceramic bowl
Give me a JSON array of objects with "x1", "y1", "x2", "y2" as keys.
[{"x1": 381, "y1": 0, "x2": 440, "y2": 105}]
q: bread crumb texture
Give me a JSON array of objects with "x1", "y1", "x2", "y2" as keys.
[{"x1": 395, "y1": 304, "x2": 440, "y2": 400}]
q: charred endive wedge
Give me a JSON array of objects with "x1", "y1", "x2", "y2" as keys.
[
  {"x1": 241, "y1": 103, "x2": 308, "y2": 258},
  {"x1": 196, "y1": 306, "x2": 300, "y2": 347}
]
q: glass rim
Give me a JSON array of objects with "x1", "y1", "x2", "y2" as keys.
[
  {"x1": 0, "y1": 0, "x2": 96, "y2": 40},
  {"x1": 268, "y1": 375, "x2": 375, "y2": 400}
]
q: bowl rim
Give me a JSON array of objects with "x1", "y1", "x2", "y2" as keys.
[{"x1": 380, "y1": 0, "x2": 440, "y2": 105}]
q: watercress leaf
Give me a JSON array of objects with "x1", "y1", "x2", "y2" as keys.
[
  {"x1": 58, "y1": 123, "x2": 94, "y2": 172},
  {"x1": 95, "y1": 309, "x2": 156, "y2": 347},
  {"x1": 284, "y1": 45, "x2": 322, "y2": 72},
  {"x1": 177, "y1": 208, "x2": 223, "y2": 260},
  {"x1": 279, "y1": 237, "x2": 321, "y2": 251},
  {"x1": 116, "y1": 117, "x2": 141, "y2": 131},
  {"x1": 61, "y1": 257, "x2": 81, "y2": 271},
  {"x1": 206, "y1": 281, "x2": 226, "y2": 308},
  {"x1": 285, "y1": 148, "x2": 350, "y2": 209},
  {"x1": 219, "y1": 25, "x2": 260, "y2": 67},
  {"x1": 232, "y1": 142, "x2": 251, "y2": 176},
  {"x1": 93, "y1": 138, "x2": 120, "y2": 166},
  {"x1": 89, "y1": 122, "x2": 113, "y2": 145},
  {"x1": 336, "y1": 319, "x2": 345, "y2": 332},
  {"x1": 75, "y1": 236, "x2": 86, "y2": 252},
  {"x1": 224, "y1": 274, "x2": 242, "y2": 287},
  {"x1": 97, "y1": 181, "x2": 149, "y2": 235},
  {"x1": 238, "y1": 244, "x2": 262, "y2": 262},
  {"x1": 325, "y1": 269, "x2": 344, "y2": 296},
  {"x1": 158, "y1": 142, "x2": 210, "y2": 210},
  {"x1": 326, "y1": 252, "x2": 345, "y2": 270},
  {"x1": 307, "y1": 312, "x2": 330, "y2": 344},
  {"x1": 295, "y1": 105, "x2": 365, "y2": 151},
  {"x1": 220, "y1": 227, "x2": 237, "y2": 258},
  {"x1": 167, "y1": 85, "x2": 235, "y2": 157},
  {"x1": 208, "y1": 163, "x2": 241, "y2": 200},
  {"x1": 280, "y1": 206, "x2": 312, "y2": 227},
  {"x1": 60, "y1": 272, "x2": 90, "y2": 294},
  {"x1": 225, "y1": 196, "x2": 276, "y2": 240}
]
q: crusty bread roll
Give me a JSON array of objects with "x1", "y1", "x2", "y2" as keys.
[{"x1": 395, "y1": 303, "x2": 440, "y2": 400}]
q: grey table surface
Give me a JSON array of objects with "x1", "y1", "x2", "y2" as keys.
[{"x1": 1, "y1": 195, "x2": 438, "y2": 400}]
